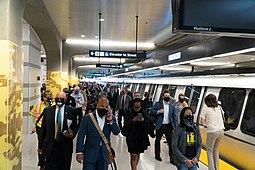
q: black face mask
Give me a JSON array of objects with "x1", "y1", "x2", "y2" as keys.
[
  {"x1": 179, "y1": 98, "x2": 185, "y2": 103},
  {"x1": 98, "y1": 108, "x2": 108, "y2": 117},
  {"x1": 164, "y1": 97, "x2": 170, "y2": 102},
  {"x1": 183, "y1": 115, "x2": 194, "y2": 127},
  {"x1": 55, "y1": 98, "x2": 65, "y2": 107},
  {"x1": 47, "y1": 97, "x2": 53, "y2": 103}
]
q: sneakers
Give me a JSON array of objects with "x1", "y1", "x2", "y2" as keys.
[{"x1": 155, "y1": 155, "x2": 162, "y2": 161}]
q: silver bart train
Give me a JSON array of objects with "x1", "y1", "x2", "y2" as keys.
[{"x1": 101, "y1": 74, "x2": 255, "y2": 170}]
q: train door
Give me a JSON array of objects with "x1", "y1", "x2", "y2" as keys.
[
  {"x1": 174, "y1": 85, "x2": 186, "y2": 99},
  {"x1": 153, "y1": 84, "x2": 163, "y2": 104},
  {"x1": 184, "y1": 85, "x2": 203, "y2": 117},
  {"x1": 149, "y1": 84, "x2": 157, "y2": 102},
  {"x1": 138, "y1": 83, "x2": 146, "y2": 96}
]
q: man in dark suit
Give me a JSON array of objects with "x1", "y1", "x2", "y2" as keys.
[
  {"x1": 76, "y1": 98, "x2": 120, "y2": 170},
  {"x1": 151, "y1": 89, "x2": 177, "y2": 163},
  {"x1": 38, "y1": 92, "x2": 78, "y2": 170},
  {"x1": 115, "y1": 87, "x2": 132, "y2": 130},
  {"x1": 107, "y1": 86, "x2": 118, "y2": 116}
]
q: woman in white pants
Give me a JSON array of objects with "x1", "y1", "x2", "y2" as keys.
[{"x1": 200, "y1": 94, "x2": 225, "y2": 170}]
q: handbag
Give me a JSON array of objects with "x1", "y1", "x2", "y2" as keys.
[
  {"x1": 219, "y1": 106, "x2": 230, "y2": 131},
  {"x1": 89, "y1": 113, "x2": 116, "y2": 164}
]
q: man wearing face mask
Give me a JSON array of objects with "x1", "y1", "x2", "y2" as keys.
[
  {"x1": 172, "y1": 107, "x2": 202, "y2": 170},
  {"x1": 38, "y1": 92, "x2": 78, "y2": 170},
  {"x1": 71, "y1": 86, "x2": 85, "y2": 127},
  {"x1": 151, "y1": 90, "x2": 177, "y2": 163},
  {"x1": 76, "y1": 98, "x2": 120, "y2": 170},
  {"x1": 63, "y1": 88, "x2": 76, "y2": 107},
  {"x1": 30, "y1": 90, "x2": 52, "y2": 170},
  {"x1": 175, "y1": 93, "x2": 188, "y2": 124}
]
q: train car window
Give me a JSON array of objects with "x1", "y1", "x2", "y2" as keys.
[
  {"x1": 241, "y1": 89, "x2": 255, "y2": 136},
  {"x1": 190, "y1": 86, "x2": 202, "y2": 112},
  {"x1": 218, "y1": 88, "x2": 246, "y2": 130},
  {"x1": 159, "y1": 85, "x2": 169, "y2": 101},
  {"x1": 185, "y1": 86, "x2": 192, "y2": 102},
  {"x1": 138, "y1": 84, "x2": 146, "y2": 96},
  {"x1": 149, "y1": 84, "x2": 156, "y2": 96},
  {"x1": 169, "y1": 85, "x2": 177, "y2": 98},
  {"x1": 131, "y1": 83, "x2": 137, "y2": 93}
]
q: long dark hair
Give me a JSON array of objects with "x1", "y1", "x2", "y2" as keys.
[
  {"x1": 204, "y1": 93, "x2": 218, "y2": 108},
  {"x1": 179, "y1": 107, "x2": 193, "y2": 127}
]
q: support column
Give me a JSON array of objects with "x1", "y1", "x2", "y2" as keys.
[{"x1": 0, "y1": 1, "x2": 26, "y2": 169}]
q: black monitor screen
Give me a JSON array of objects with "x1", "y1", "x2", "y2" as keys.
[{"x1": 174, "y1": 0, "x2": 255, "y2": 34}]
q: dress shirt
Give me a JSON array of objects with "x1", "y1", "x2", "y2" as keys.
[
  {"x1": 96, "y1": 110, "x2": 106, "y2": 130},
  {"x1": 162, "y1": 101, "x2": 170, "y2": 124},
  {"x1": 55, "y1": 105, "x2": 65, "y2": 131}
]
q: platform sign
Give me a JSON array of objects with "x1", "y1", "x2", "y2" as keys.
[
  {"x1": 96, "y1": 64, "x2": 124, "y2": 69},
  {"x1": 89, "y1": 50, "x2": 146, "y2": 58}
]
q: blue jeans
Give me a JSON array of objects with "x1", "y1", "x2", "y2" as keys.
[{"x1": 177, "y1": 163, "x2": 197, "y2": 170}]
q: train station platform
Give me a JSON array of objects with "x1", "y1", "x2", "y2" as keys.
[{"x1": 22, "y1": 133, "x2": 208, "y2": 170}]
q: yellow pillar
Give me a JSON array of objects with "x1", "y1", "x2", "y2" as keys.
[
  {"x1": 0, "y1": 40, "x2": 23, "y2": 170},
  {"x1": 46, "y1": 71, "x2": 69, "y2": 96}
]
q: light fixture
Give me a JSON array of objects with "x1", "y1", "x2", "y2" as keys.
[
  {"x1": 99, "y1": 18, "x2": 104, "y2": 22},
  {"x1": 66, "y1": 39, "x2": 155, "y2": 49},
  {"x1": 74, "y1": 57, "x2": 126, "y2": 63},
  {"x1": 212, "y1": 47, "x2": 255, "y2": 58},
  {"x1": 78, "y1": 65, "x2": 96, "y2": 68},
  {"x1": 81, "y1": 35, "x2": 86, "y2": 38},
  {"x1": 41, "y1": 54, "x2": 46, "y2": 58},
  {"x1": 95, "y1": 36, "x2": 99, "y2": 39}
]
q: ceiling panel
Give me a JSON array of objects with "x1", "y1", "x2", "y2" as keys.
[{"x1": 42, "y1": 0, "x2": 172, "y2": 42}]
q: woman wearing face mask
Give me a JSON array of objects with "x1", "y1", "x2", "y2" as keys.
[
  {"x1": 175, "y1": 93, "x2": 189, "y2": 124},
  {"x1": 123, "y1": 98, "x2": 150, "y2": 170},
  {"x1": 29, "y1": 90, "x2": 52, "y2": 170},
  {"x1": 200, "y1": 94, "x2": 225, "y2": 170},
  {"x1": 172, "y1": 107, "x2": 202, "y2": 170}
]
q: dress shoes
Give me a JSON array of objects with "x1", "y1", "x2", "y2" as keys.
[{"x1": 155, "y1": 155, "x2": 162, "y2": 161}]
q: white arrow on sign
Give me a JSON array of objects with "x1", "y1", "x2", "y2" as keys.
[{"x1": 90, "y1": 51, "x2": 95, "y2": 56}]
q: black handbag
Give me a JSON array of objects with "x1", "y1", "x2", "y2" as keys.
[{"x1": 219, "y1": 106, "x2": 230, "y2": 131}]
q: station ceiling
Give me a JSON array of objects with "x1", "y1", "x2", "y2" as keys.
[{"x1": 25, "y1": 0, "x2": 255, "y2": 77}]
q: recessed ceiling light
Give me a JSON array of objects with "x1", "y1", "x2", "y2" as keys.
[
  {"x1": 81, "y1": 35, "x2": 86, "y2": 38},
  {"x1": 251, "y1": 58, "x2": 255, "y2": 60},
  {"x1": 95, "y1": 36, "x2": 99, "y2": 39},
  {"x1": 99, "y1": 19, "x2": 104, "y2": 22}
]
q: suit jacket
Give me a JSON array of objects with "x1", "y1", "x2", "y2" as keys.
[
  {"x1": 115, "y1": 94, "x2": 132, "y2": 110},
  {"x1": 39, "y1": 105, "x2": 78, "y2": 159},
  {"x1": 151, "y1": 101, "x2": 177, "y2": 130},
  {"x1": 76, "y1": 112, "x2": 120, "y2": 162},
  {"x1": 107, "y1": 92, "x2": 118, "y2": 108}
]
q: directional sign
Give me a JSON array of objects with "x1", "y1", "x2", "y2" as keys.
[
  {"x1": 96, "y1": 64, "x2": 124, "y2": 69},
  {"x1": 89, "y1": 50, "x2": 146, "y2": 58}
]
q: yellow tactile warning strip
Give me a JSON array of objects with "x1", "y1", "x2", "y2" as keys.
[{"x1": 200, "y1": 149, "x2": 237, "y2": 170}]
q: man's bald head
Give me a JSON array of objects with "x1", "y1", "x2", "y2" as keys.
[{"x1": 56, "y1": 91, "x2": 66, "y2": 99}]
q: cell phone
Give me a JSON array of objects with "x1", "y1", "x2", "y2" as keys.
[{"x1": 136, "y1": 113, "x2": 143, "y2": 118}]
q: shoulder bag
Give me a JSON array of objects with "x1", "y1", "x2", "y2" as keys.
[
  {"x1": 89, "y1": 113, "x2": 115, "y2": 164},
  {"x1": 219, "y1": 106, "x2": 230, "y2": 131}
]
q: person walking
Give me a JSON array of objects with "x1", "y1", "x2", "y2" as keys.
[
  {"x1": 123, "y1": 98, "x2": 150, "y2": 170},
  {"x1": 200, "y1": 94, "x2": 225, "y2": 170},
  {"x1": 175, "y1": 93, "x2": 188, "y2": 124},
  {"x1": 38, "y1": 92, "x2": 78, "y2": 170},
  {"x1": 150, "y1": 90, "x2": 177, "y2": 163},
  {"x1": 172, "y1": 107, "x2": 202, "y2": 170},
  {"x1": 76, "y1": 98, "x2": 120, "y2": 170},
  {"x1": 30, "y1": 90, "x2": 52, "y2": 170}
]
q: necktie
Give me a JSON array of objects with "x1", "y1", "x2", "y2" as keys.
[{"x1": 55, "y1": 109, "x2": 62, "y2": 141}]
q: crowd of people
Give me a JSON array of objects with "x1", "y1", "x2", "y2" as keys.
[{"x1": 31, "y1": 82, "x2": 225, "y2": 170}]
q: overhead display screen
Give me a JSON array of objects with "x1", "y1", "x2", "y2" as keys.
[{"x1": 172, "y1": 0, "x2": 255, "y2": 35}]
